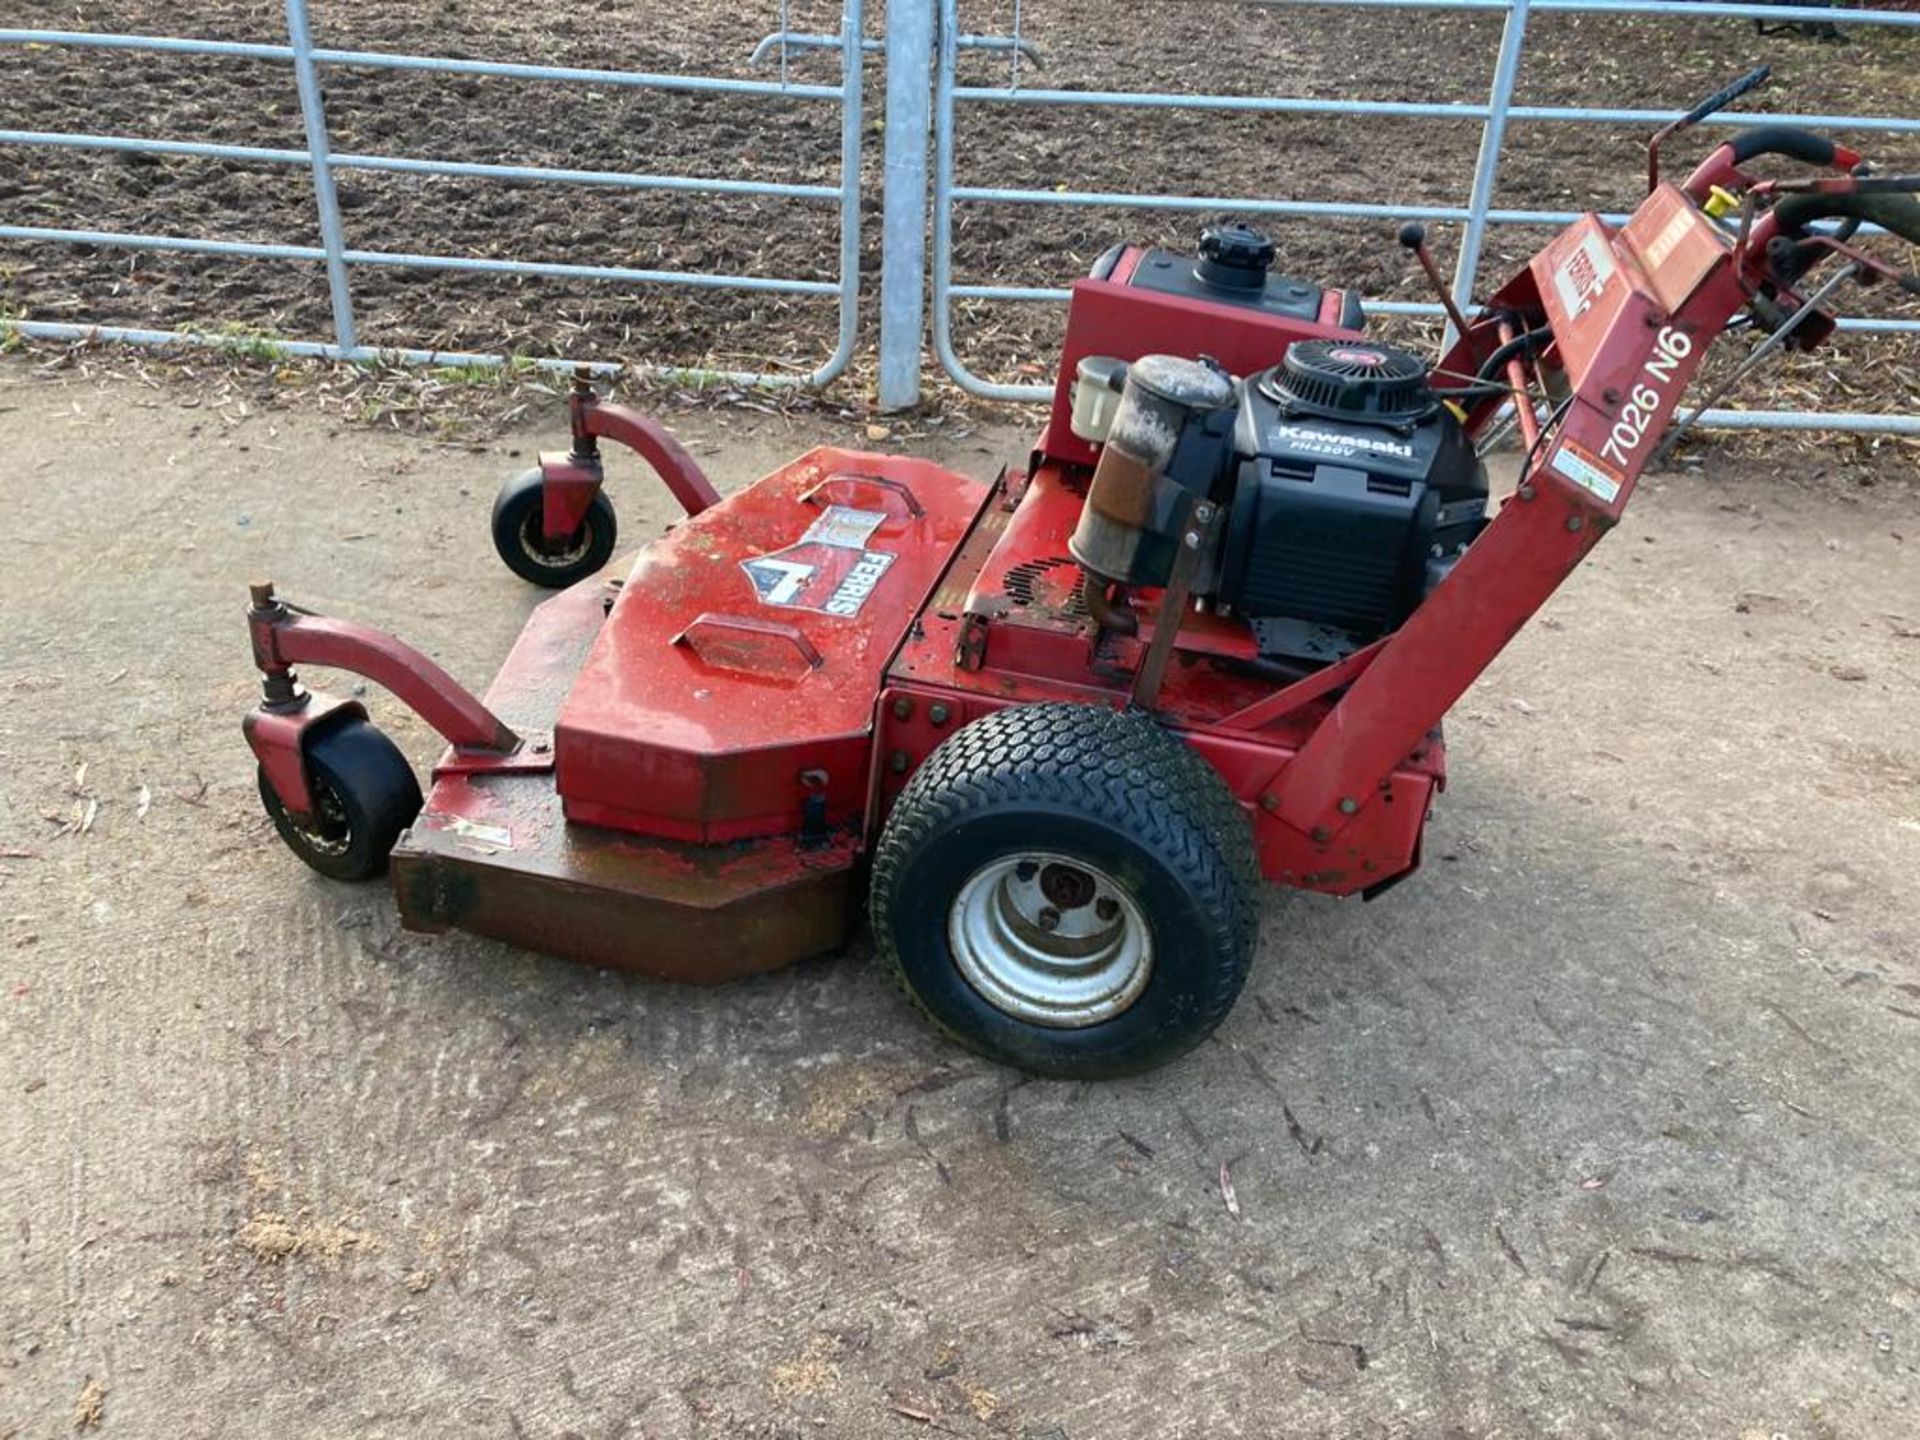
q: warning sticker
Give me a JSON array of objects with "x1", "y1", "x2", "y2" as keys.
[
  {"x1": 799, "y1": 503, "x2": 886, "y2": 549},
  {"x1": 741, "y1": 504, "x2": 896, "y2": 617},
  {"x1": 1549, "y1": 438, "x2": 1625, "y2": 505}
]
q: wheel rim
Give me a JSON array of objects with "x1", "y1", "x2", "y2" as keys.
[
  {"x1": 516, "y1": 504, "x2": 594, "y2": 570},
  {"x1": 288, "y1": 780, "x2": 352, "y2": 858},
  {"x1": 947, "y1": 851, "x2": 1153, "y2": 1028}
]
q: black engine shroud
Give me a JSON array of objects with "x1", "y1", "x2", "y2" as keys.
[{"x1": 1212, "y1": 340, "x2": 1489, "y2": 661}]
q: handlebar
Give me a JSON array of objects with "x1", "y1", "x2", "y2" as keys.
[
  {"x1": 1684, "y1": 125, "x2": 1866, "y2": 205},
  {"x1": 1771, "y1": 185, "x2": 1920, "y2": 248},
  {"x1": 1725, "y1": 125, "x2": 1853, "y2": 171}
]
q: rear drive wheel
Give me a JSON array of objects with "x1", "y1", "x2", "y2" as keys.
[
  {"x1": 869, "y1": 703, "x2": 1260, "y2": 1078},
  {"x1": 258, "y1": 718, "x2": 423, "y2": 882},
  {"x1": 490, "y1": 466, "x2": 617, "y2": 588}
]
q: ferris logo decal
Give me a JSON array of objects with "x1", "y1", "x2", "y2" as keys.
[
  {"x1": 740, "y1": 502, "x2": 897, "y2": 617},
  {"x1": 741, "y1": 542, "x2": 896, "y2": 616},
  {"x1": 1598, "y1": 324, "x2": 1694, "y2": 469},
  {"x1": 823, "y1": 551, "x2": 895, "y2": 616},
  {"x1": 1553, "y1": 232, "x2": 1618, "y2": 319},
  {"x1": 744, "y1": 556, "x2": 816, "y2": 605}
]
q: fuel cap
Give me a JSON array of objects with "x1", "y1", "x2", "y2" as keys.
[{"x1": 1196, "y1": 224, "x2": 1277, "y2": 291}]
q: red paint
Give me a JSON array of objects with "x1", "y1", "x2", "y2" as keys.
[
  {"x1": 538, "y1": 384, "x2": 720, "y2": 538},
  {"x1": 251, "y1": 605, "x2": 520, "y2": 754},
  {"x1": 552, "y1": 446, "x2": 993, "y2": 844},
  {"x1": 242, "y1": 695, "x2": 366, "y2": 819}
]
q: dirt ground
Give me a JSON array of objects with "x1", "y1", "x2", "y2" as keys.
[
  {"x1": 1, "y1": 1, "x2": 1916, "y2": 411},
  {"x1": 2, "y1": 356, "x2": 1919, "y2": 1438}
]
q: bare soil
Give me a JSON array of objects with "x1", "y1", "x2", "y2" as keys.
[
  {"x1": 1, "y1": 1, "x2": 1915, "y2": 415},
  {"x1": 3, "y1": 357, "x2": 1920, "y2": 1437}
]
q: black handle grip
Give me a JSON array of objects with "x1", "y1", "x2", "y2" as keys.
[
  {"x1": 1772, "y1": 191, "x2": 1920, "y2": 248},
  {"x1": 1727, "y1": 125, "x2": 1838, "y2": 169},
  {"x1": 1846, "y1": 174, "x2": 1920, "y2": 195},
  {"x1": 1397, "y1": 222, "x2": 1426, "y2": 251},
  {"x1": 1679, "y1": 65, "x2": 1771, "y2": 129}
]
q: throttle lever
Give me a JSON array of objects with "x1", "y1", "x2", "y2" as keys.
[{"x1": 1398, "y1": 223, "x2": 1480, "y2": 357}]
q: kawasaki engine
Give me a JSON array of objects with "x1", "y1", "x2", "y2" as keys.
[{"x1": 1068, "y1": 342, "x2": 1489, "y2": 663}]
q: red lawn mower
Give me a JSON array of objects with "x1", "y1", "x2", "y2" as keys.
[{"x1": 245, "y1": 70, "x2": 1920, "y2": 1076}]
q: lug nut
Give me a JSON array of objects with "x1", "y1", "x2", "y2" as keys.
[
  {"x1": 1015, "y1": 860, "x2": 1039, "y2": 882},
  {"x1": 1037, "y1": 907, "x2": 1061, "y2": 932},
  {"x1": 1095, "y1": 896, "x2": 1119, "y2": 922}
]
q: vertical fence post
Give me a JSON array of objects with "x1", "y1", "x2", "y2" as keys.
[
  {"x1": 879, "y1": 0, "x2": 934, "y2": 410},
  {"x1": 284, "y1": 0, "x2": 359, "y2": 356},
  {"x1": 1448, "y1": 0, "x2": 1531, "y2": 346}
]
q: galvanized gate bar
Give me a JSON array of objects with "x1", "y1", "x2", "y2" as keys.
[
  {"x1": 1452, "y1": 0, "x2": 1528, "y2": 346},
  {"x1": 947, "y1": 87, "x2": 1920, "y2": 135},
  {"x1": 0, "y1": 0, "x2": 865, "y2": 386},
  {"x1": 0, "y1": 130, "x2": 840, "y2": 200},
  {"x1": 284, "y1": 0, "x2": 356, "y2": 352},
  {"x1": 929, "y1": 0, "x2": 1920, "y2": 431},
  {"x1": 0, "y1": 27, "x2": 849, "y2": 98},
  {"x1": 879, "y1": 0, "x2": 936, "y2": 410}
]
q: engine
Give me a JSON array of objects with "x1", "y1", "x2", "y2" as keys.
[{"x1": 1068, "y1": 341, "x2": 1489, "y2": 663}]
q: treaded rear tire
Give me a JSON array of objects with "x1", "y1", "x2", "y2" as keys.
[{"x1": 869, "y1": 702, "x2": 1260, "y2": 1078}]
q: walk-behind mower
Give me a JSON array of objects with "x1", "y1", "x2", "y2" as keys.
[{"x1": 246, "y1": 70, "x2": 1920, "y2": 1076}]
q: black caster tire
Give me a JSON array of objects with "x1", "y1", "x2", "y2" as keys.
[
  {"x1": 258, "y1": 718, "x2": 423, "y2": 883},
  {"x1": 490, "y1": 466, "x2": 617, "y2": 588},
  {"x1": 869, "y1": 702, "x2": 1261, "y2": 1079}
]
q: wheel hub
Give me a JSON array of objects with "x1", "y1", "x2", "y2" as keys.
[
  {"x1": 948, "y1": 851, "x2": 1153, "y2": 1028},
  {"x1": 290, "y1": 781, "x2": 352, "y2": 857},
  {"x1": 517, "y1": 506, "x2": 593, "y2": 566}
]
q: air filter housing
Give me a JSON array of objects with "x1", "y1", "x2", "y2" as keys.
[{"x1": 1260, "y1": 339, "x2": 1436, "y2": 425}]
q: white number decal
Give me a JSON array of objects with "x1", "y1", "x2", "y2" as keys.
[{"x1": 1601, "y1": 326, "x2": 1693, "y2": 468}]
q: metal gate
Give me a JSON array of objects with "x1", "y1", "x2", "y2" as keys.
[
  {"x1": 0, "y1": 0, "x2": 866, "y2": 386},
  {"x1": 909, "y1": 0, "x2": 1920, "y2": 433},
  {"x1": 3, "y1": 0, "x2": 1918, "y2": 432}
]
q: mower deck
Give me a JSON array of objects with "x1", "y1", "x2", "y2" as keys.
[
  {"x1": 389, "y1": 447, "x2": 991, "y2": 979},
  {"x1": 554, "y1": 446, "x2": 991, "y2": 844}
]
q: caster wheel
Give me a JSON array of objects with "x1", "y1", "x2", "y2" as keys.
[
  {"x1": 258, "y1": 718, "x2": 423, "y2": 882},
  {"x1": 869, "y1": 703, "x2": 1260, "y2": 1078},
  {"x1": 490, "y1": 466, "x2": 617, "y2": 588}
]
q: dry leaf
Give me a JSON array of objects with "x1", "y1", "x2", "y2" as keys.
[{"x1": 72, "y1": 1376, "x2": 106, "y2": 1430}]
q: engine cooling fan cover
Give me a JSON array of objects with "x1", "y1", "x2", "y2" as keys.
[{"x1": 1259, "y1": 339, "x2": 1436, "y2": 423}]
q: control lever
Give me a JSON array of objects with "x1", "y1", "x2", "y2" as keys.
[
  {"x1": 1649, "y1": 64, "x2": 1771, "y2": 192},
  {"x1": 1397, "y1": 223, "x2": 1478, "y2": 354}
]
